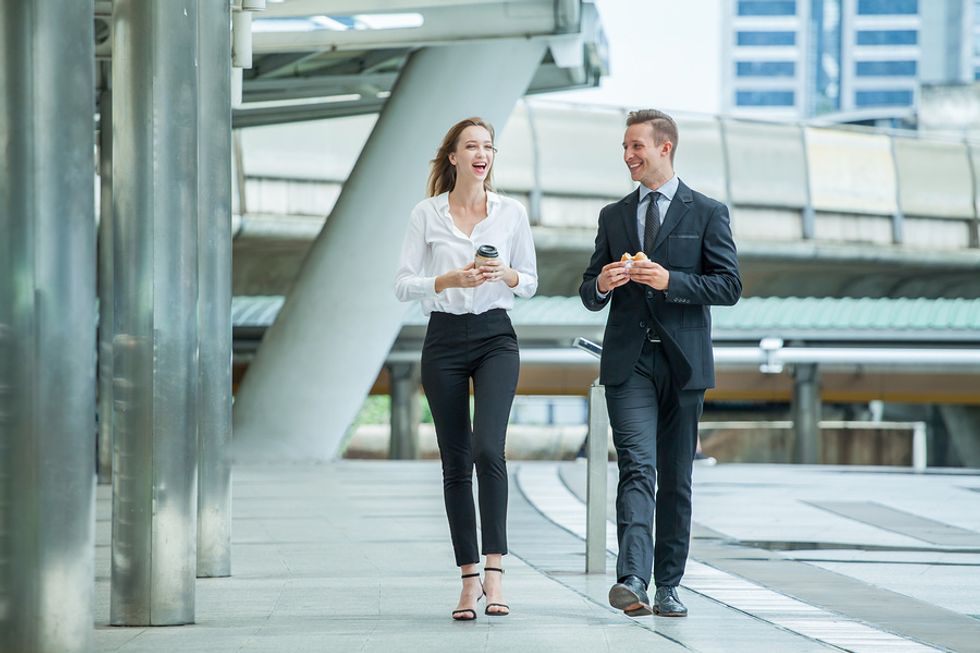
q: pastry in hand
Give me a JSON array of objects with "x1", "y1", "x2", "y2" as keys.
[{"x1": 620, "y1": 251, "x2": 649, "y2": 268}]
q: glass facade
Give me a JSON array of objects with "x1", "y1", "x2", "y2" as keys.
[
  {"x1": 856, "y1": 30, "x2": 917, "y2": 45},
  {"x1": 736, "y1": 90, "x2": 796, "y2": 106},
  {"x1": 737, "y1": 30, "x2": 797, "y2": 46},
  {"x1": 736, "y1": 61, "x2": 796, "y2": 76},
  {"x1": 856, "y1": 0, "x2": 917, "y2": 15},
  {"x1": 854, "y1": 89, "x2": 914, "y2": 106},
  {"x1": 737, "y1": 0, "x2": 797, "y2": 15},
  {"x1": 810, "y1": 0, "x2": 842, "y2": 114},
  {"x1": 855, "y1": 60, "x2": 917, "y2": 76}
]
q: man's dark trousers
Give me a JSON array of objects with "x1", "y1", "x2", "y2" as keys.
[{"x1": 606, "y1": 338, "x2": 703, "y2": 588}]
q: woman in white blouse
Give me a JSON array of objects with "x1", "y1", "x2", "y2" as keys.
[{"x1": 394, "y1": 117, "x2": 537, "y2": 621}]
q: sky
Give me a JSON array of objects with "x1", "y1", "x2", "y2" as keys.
[{"x1": 546, "y1": 0, "x2": 723, "y2": 115}]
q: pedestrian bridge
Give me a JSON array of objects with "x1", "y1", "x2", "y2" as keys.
[{"x1": 232, "y1": 100, "x2": 980, "y2": 298}]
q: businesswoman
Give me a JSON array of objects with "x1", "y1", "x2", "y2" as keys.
[{"x1": 394, "y1": 117, "x2": 537, "y2": 620}]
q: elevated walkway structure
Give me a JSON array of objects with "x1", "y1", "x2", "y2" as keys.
[
  {"x1": 232, "y1": 101, "x2": 980, "y2": 298},
  {"x1": 233, "y1": 295, "x2": 980, "y2": 403}
]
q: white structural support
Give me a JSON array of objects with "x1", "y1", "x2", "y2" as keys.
[
  {"x1": 232, "y1": 38, "x2": 547, "y2": 460},
  {"x1": 0, "y1": 2, "x2": 97, "y2": 651},
  {"x1": 111, "y1": 0, "x2": 201, "y2": 625}
]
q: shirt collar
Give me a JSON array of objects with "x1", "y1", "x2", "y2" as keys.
[
  {"x1": 436, "y1": 190, "x2": 500, "y2": 217},
  {"x1": 639, "y1": 175, "x2": 678, "y2": 204}
]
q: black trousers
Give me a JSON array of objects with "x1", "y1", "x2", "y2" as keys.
[
  {"x1": 421, "y1": 309, "x2": 519, "y2": 567},
  {"x1": 604, "y1": 339, "x2": 704, "y2": 588}
]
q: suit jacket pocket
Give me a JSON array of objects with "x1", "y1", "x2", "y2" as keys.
[{"x1": 667, "y1": 234, "x2": 700, "y2": 268}]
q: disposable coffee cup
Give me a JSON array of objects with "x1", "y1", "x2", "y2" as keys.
[{"x1": 475, "y1": 244, "x2": 499, "y2": 267}]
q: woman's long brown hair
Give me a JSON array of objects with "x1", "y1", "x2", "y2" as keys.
[{"x1": 426, "y1": 117, "x2": 496, "y2": 197}]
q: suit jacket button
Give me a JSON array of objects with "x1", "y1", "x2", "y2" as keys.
[
  {"x1": 639, "y1": 321, "x2": 646, "y2": 328},
  {"x1": 646, "y1": 290, "x2": 653, "y2": 299}
]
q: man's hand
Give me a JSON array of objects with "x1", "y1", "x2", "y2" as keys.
[
  {"x1": 627, "y1": 260, "x2": 670, "y2": 290},
  {"x1": 597, "y1": 261, "x2": 630, "y2": 294},
  {"x1": 435, "y1": 262, "x2": 486, "y2": 293}
]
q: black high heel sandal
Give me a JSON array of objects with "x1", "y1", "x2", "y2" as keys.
[
  {"x1": 483, "y1": 567, "x2": 510, "y2": 616},
  {"x1": 452, "y1": 572, "x2": 482, "y2": 621}
]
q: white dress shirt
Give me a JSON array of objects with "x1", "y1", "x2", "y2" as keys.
[{"x1": 394, "y1": 191, "x2": 538, "y2": 316}]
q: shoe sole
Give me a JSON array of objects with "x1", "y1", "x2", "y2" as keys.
[
  {"x1": 609, "y1": 584, "x2": 652, "y2": 616},
  {"x1": 652, "y1": 606, "x2": 688, "y2": 617}
]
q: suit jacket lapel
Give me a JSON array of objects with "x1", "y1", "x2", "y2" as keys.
[
  {"x1": 652, "y1": 179, "x2": 693, "y2": 253},
  {"x1": 621, "y1": 189, "x2": 641, "y2": 256}
]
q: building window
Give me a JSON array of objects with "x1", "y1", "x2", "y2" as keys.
[
  {"x1": 737, "y1": 0, "x2": 796, "y2": 15},
  {"x1": 736, "y1": 90, "x2": 796, "y2": 106},
  {"x1": 854, "y1": 89, "x2": 914, "y2": 107},
  {"x1": 736, "y1": 61, "x2": 796, "y2": 76},
  {"x1": 857, "y1": 0, "x2": 917, "y2": 15},
  {"x1": 737, "y1": 31, "x2": 797, "y2": 46},
  {"x1": 856, "y1": 30, "x2": 917, "y2": 45},
  {"x1": 855, "y1": 60, "x2": 917, "y2": 76}
]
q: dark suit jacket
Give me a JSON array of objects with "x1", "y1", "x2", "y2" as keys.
[{"x1": 579, "y1": 179, "x2": 741, "y2": 390}]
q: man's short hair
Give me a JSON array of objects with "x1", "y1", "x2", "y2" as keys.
[{"x1": 626, "y1": 109, "x2": 678, "y2": 162}]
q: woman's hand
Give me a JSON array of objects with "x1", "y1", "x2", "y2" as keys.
[
  {"x1": 435, "y1": 262, "x2": 486, "y2": 293},
  {"x1": 478, "y1": 259, "x2": 518, "y2": 288}
]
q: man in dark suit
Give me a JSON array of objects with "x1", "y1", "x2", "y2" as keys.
[{"x1": 579, "y1": 109, "x2": 741, "y2": 617}]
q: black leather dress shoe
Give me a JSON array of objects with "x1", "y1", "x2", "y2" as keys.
[
  {"x1": 653, "y1": 586, "x2": 688, "y2": 617},
  {"x1": 608, "y1": 575, "x2": 652, "y2": 616}
]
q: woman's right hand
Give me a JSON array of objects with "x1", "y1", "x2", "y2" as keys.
[{"x1": 435, "y1": 262, "x2": 486, "y2": 293}]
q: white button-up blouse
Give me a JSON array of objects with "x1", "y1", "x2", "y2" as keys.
[{"x1": 394, "y1": 191, "x2": 538, "y2": 316}]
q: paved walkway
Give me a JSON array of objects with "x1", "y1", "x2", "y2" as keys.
[{"x1": 94, "y1": 461, "x2": 980, "y2": 652}]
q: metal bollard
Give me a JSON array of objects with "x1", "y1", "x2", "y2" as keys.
[
  {"x1": 586, "y1": 380, "x2": 608, "y2": 574},
  {"x1": 912, "y1": 421, "x2": 927, "y2": 473},
  {"x1": 576, "y1": 338, "x2": 608, "y2": 574}
]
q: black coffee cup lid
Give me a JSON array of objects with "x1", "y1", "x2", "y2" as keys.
[{"x1": 476, "y1": 245, "x2": 499, "y2": 258}]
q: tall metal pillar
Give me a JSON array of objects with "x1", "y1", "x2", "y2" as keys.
[
  {"x1": 0, "y1": 2, "x2": 97, "y2": 651},
  {"x1": 98, "y1": 84, "x2": 114, "y2": 484},
  {"x1": 791, "y1": 363, "x2": 822, "y2": 464},
  {"x1": 232, "y1": 39, "x2": 547, "y2": 460},
  {"x1": 111, "y1": 0, "x2": 200, "y2": 625},
  {"x1": 388, "y1": 363, "x2": 421, "y2": 460},
  {"x1": 196, "y1": 0, "x2": 234, "y2": 580}
]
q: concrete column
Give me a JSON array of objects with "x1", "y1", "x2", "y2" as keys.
[
  {"x1": 232, "y1": 39, "x2": 547, "y2": 460},
  {"x1": 388, "y1": 363, "x2": 421, "y2": 460},
  {"x1": 0, "y1": 2, "x2": 97, "y2": 651},
  {"x1": 196, "y1": 0, "x2": 233, "y2": 579},
  {"x1": 98, "y1": 85, "x2": 114, "y2": 484},
  {"x1": 791, "y1": 363, "x2": 822, "y2": 464},
  {"x1": 111, "y1": 0, "x2": 200, "y2": 625}
]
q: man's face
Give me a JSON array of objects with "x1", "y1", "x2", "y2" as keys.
[{"x1": 623, "y1": 123, "x2": 670, "y2": 186}]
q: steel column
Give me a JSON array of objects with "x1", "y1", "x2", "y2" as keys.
[
  {"x1": 98, "y1": 85, "x2": 114, "y2": 484},
  {"x1": 0, "y1": 2, "x2": 97, "y2": 651},
  {"x1": 111, "y1": 0, "x2": 200, "y2": 625},
  {"x1": 196, "y1": 0, "x2": 234, "y2": 580},
  {"x1": 388, "y1": 363, "x2": 421, "y2": 460},
  {"x1": 792, "y1": 363, "x2": 822, "y2": 464}
]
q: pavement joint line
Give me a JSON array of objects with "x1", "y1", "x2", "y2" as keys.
[{"x1": 515, "y1": 463, "x2": 945, "y2": 653}]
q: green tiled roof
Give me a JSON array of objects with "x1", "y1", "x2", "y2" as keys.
[{"x1": 232, "y1": 296, "x2": 980, "y2": 342}]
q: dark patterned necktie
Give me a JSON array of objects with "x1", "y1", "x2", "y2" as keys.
[{"x1": 643, "y1": 191, "x2": 662, "y2": 255}]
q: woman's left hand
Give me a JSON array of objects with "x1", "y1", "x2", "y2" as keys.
[{"x1": 479, "y1": 260, "x2": 519, "y2": 287}]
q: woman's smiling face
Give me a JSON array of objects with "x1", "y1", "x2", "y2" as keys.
[{"x1": 448, "y1": 125, "x2": 495, "y2": 184}]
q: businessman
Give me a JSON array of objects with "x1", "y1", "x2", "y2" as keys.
[{"x1": 580, "y1": 109, "x2": 741, "y2": 617}]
